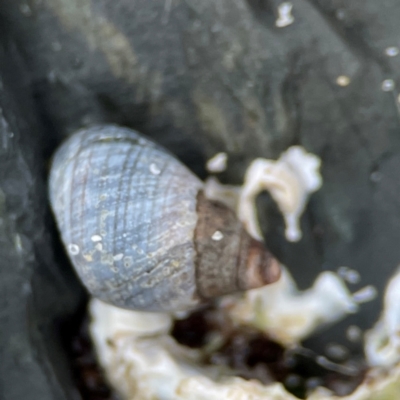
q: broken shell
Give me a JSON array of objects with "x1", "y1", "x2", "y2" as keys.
[{"x1": 49, "y1": 125, "x2": 280, "y2": 312}]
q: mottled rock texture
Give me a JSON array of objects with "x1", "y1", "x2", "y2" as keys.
[
  {"x1": 1, "y1": 0, "x2": 400, "y2": 398},
  {"x1": 0, "y1": 29, "x2": 84, "y2": 400}
]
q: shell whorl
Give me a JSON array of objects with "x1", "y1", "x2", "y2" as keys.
[{"x1": 49, "y1": 125, "x2": 280, "y2": 312}]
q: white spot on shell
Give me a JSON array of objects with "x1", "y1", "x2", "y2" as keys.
[
  {"x1": 353, "y1": 285, "x2": 377, "y2": 303},
  {"x1": 211, "y1": 230, "x2": 224, "y2": 241},
  {"x1": 385, "y1": 47, "x2": 399, "y2": 57},
  {"x1": 95, "y1": 243, "x2": 103, "y2": 251},
  {"x1": 113, "y1": 253, "x2": 124, "y2": 261},
  {"x1": 206, "y1": 152, "x2": 228, "y2": 173},
  {"x1": 336, "y1": 75, "x2": 351, "y2": 87},
  {"x1": 68, "y1": 244, "x2": 80, "y2": 255},
  {"x1": 382, "y1": 79, "x2": 395, "y2": 92},
  {"x1": 83, "y1": 253, "x2": 93, "y2": 262},
  {"x1": 276, "y1": 2, "x2": 294, "y2": 28},
  {"x1": 149, "y1": 163, "x2": 161, "y2": 175},
  {"x1": 91, "y1": 235, "x2": 102, "y2": 242}
]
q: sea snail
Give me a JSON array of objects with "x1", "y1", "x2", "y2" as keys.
[{"x1": 49, "y1": 125, "x2": 280, "y2": 312}]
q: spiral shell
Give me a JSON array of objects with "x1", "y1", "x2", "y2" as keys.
[{"x1": 49, "y1": 125, "x2": 280, "y2": 312}]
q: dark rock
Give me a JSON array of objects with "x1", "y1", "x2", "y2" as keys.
[{"x1": 0, "y1": 28, "x2": 84, "y2": 400}]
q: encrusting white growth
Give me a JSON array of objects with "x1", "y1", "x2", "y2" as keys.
[
  {"x1": 205, "y1": 146, "x2": 322, "y2": 242},
  {"x1": 224, "y1": 267, "x2": 358, "y2": 345},
  {"x1": 206, "y1": 152, "x2": 228, "y2": 173},
  {"x1": 90, "y1": 289, "x2": 400, "y2": 400},
  {"x1": 90, "y1": 299, "x2": 298, "y2": 400},
  {"x1": 365, "y1": 269, "x2": 400, "y2": 367},
  {"x1": 238, "y1": 146, "x2": 322, "y2": 241}
]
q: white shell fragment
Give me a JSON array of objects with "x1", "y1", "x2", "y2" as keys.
[
  {"x1": 381, "y1": 79, "x2": 395, "y2": 92},
  {"x1": 385, "y1": 47, "x2": 399, "y2": 57},
  {"x1": 206, "y1": 152, "x2": 228, "y2": 173},
  {"x1": 238, "y1": 146, "x2": 322, "y2": 242},
  {"x1": 336, "y1": 76, "x2": 351, "y2": 87},
  {"x1": 275, "y1": 2, "x2": 294, "y2": 28},
  {"x1": 225, "y1": 267, "x2": 358, "y2": 345}
]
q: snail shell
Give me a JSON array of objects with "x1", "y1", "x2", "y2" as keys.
[{"x1": 49, "y1": 125, "x2": 280, "y2": 312}]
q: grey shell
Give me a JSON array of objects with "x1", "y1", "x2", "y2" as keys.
[{"x1": 49, "y1": 125, "x2": 203, "y2": 312}]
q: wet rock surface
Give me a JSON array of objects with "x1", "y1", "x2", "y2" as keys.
[
  {"x1": 1, "y1": 0, "x2": 400, "y2": 398},
  {"x1": 0, "y1": 29, "x2": 84, "y2": 400}
]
